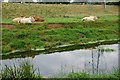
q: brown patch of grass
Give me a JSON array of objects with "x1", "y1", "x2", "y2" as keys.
[
  {"x1": 48, "y1": 23, "x2": 64, "y2": 28},
  {"x1": 2, "y1": 24, "x2": 16, "y2": 29},
  {"x1": 2, "y1": 3, "x2": 118, "y2": 18}
]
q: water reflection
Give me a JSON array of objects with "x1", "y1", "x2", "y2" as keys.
[{"x1": 1, "y1": 44, "x2": 118, "y2": 77}]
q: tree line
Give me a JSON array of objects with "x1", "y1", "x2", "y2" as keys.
[{"x1": 23, "y1": 2, "x2": 119, "y2": 5}]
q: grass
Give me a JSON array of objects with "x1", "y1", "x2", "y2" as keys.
[
  {"x1": 1, "y1": 60, "x2": 119, "y2": 79},
  {"x1": 1, "y1": 60, "x2": 42, "y2": 79},
  {"x1": 2, "y1": 15, "x2": 119, "y2": 24},
  {"x1": 2, "y1": 19, "x2": 119, "y2": 54},
  {"x1": 98, "y1": 48, "x2": 115, "y2": 52},
  {"x1": 2, "y1": 3, "x2": 118, "y2": 18},
  {"x1": 67, "y1": 68, "x2": 120, "y2": 79},
  {"x1": 1, "y1": 3, "x2": 119, "y2": 54},
  {"x1": 1, "y1": 3, "x2": 119, "y2": 79},
  {"x1": 2, "y1": 20, "x2": 119, "y2": 54}
]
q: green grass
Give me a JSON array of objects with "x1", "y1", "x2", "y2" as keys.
[
  {"x1": 2, "y1": 18, "x2": 13, "y2": 23},
  {"x1": 1, "y1": 60, "x2": 42, "y2": 79},
  {"x1": 1, "y1": 60, "x2": 119, "y2": 79},
  {"x1": 2, "y1": 15, "x2": 119, "y2": 24},
  {"x1": 44, "y1": 17, "x2": 81, "y2": 23},
  {"x1": 1, "y1": 3, "x2": 119, "y2": 54},
  {"x1": 2, "y1": 19, "x2": 119, "y2": 54},
  {"x1": 67, "y1": 68, "x2": 120, "y2": 79},
  {"x1": 98, "y1": 48, "x2": 115, "y2": 52}
]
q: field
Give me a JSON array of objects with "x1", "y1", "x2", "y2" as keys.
[
  {"x1": 2, "y1": 3, "x2": 118, "y2": 18},
  {"x1": 1, "y1": 3, "x2": 119, "y2": 55},
  {"x1": 1, "y1": 3, "x2": 119, "y2": 79}
]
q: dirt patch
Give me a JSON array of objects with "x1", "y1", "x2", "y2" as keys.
[
  {"x1": 2, "y1": 23, "x2": 64, "y2": 29},
  {"x1": 48, "y1": 23, "x2": 64, "y2": 28},
  {"x1": 2, "y1": 24, "x2": 16, "y2": 29}
]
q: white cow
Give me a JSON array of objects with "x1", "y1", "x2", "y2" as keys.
[
  {"x1": 18, "y1": 16, "x2": 35, "y2": 23},
  {"x1": 12, "y1": 17, "x2": 24, "y2": 23},
  {"x1": 82, "y1": 16, "x2": 98, "y2": 21}
]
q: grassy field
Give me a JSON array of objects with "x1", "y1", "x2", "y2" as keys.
[
  {"x1": 2, "y1": 3, "x2": 119, "y2": 23},
  {"x1": 2, "y1": 15, "x2": 119, "y2": 23},
  {"x1": 2, "y1": 3, "x2": 118, "y2": 18},
  {"x1": 1, "y1": 3, "x2": 119, "y2": 54},
  {"x1": 2, "y1": 20, "x2": 119, "y2": 54}
]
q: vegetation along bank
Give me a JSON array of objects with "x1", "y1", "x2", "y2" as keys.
[
  {"x1": 2, "y1": 3, "x2": 119, "y2": 56},
  {"x1": 2, "y1": 17, "x2": 119, "y2": 55}
]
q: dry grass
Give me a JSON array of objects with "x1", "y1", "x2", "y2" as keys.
[{"x1": 2, "y1": 3, "x2": 118, "y2": 18}]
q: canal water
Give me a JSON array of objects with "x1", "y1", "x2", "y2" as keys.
[{"x1": 1, "y1": 44, "x2": 119, "y2": 77}]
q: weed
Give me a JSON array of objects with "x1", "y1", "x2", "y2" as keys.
[{"x1": 1, "y1": 60, "x2": 42, "y2": 79}]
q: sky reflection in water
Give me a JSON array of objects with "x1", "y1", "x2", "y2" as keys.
[{"x1": 1, "y1": 44, "x2": 118, "y2": 77}]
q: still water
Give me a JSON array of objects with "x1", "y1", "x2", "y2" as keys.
[{"x1": 1, "y1": 44, "x2": 119, "y2": 77}]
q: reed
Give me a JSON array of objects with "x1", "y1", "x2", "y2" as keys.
[
  {"x1": 67, "y1": 67, "x2": 120, "y2": 79},
  {"x1": 1, "y1": 60, "x2": 119, "y2": 79},
  {"x1": 1, "y1": 60, "x2": 42, "y2": 79}
]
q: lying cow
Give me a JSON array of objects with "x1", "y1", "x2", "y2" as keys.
[
  {"x1": 82, "y1": 16, "x2": 98, "y2": 21},
  {"x1": 33, "y1": 16, "x2": 44, "y2": 22},
  {"x1": 12, "y1": 16, "x2": 35, "y2": 23},
  {"x1": 12, "y1": 16, "x2": 25, "y2": 23},
  {"x1": 18, "y1": 16, "x2": 35, "y2": 23}
]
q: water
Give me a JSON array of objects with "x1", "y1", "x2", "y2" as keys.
[{"x1": 1, "y1": 44, "x2": 119, "y2": 77}]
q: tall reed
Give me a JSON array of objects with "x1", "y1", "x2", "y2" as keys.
[{"x1": 1, "y1": 60, "x2": 42, "y2": 79}]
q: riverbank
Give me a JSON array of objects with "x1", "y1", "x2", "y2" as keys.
[
  {"x1": 2, "y1": 17, "x2": 119, "y2": 56},
  {"x1": 2, "y1": 3, "x2": 119, "y2": 56},
  {"x1": 2, "y1": 38, "x2": 119, "y2": 59}
]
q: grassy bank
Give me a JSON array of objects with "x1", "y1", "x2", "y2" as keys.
[
  {"x1": 1, "y1": 60, "x2": 119, "y2": 79},
  {"x1": 2, "y1": 3, "x2": 119, "y2": 55},
  {"x1": 2, "y1": 18, "x2": 119, "y2": 55}
]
